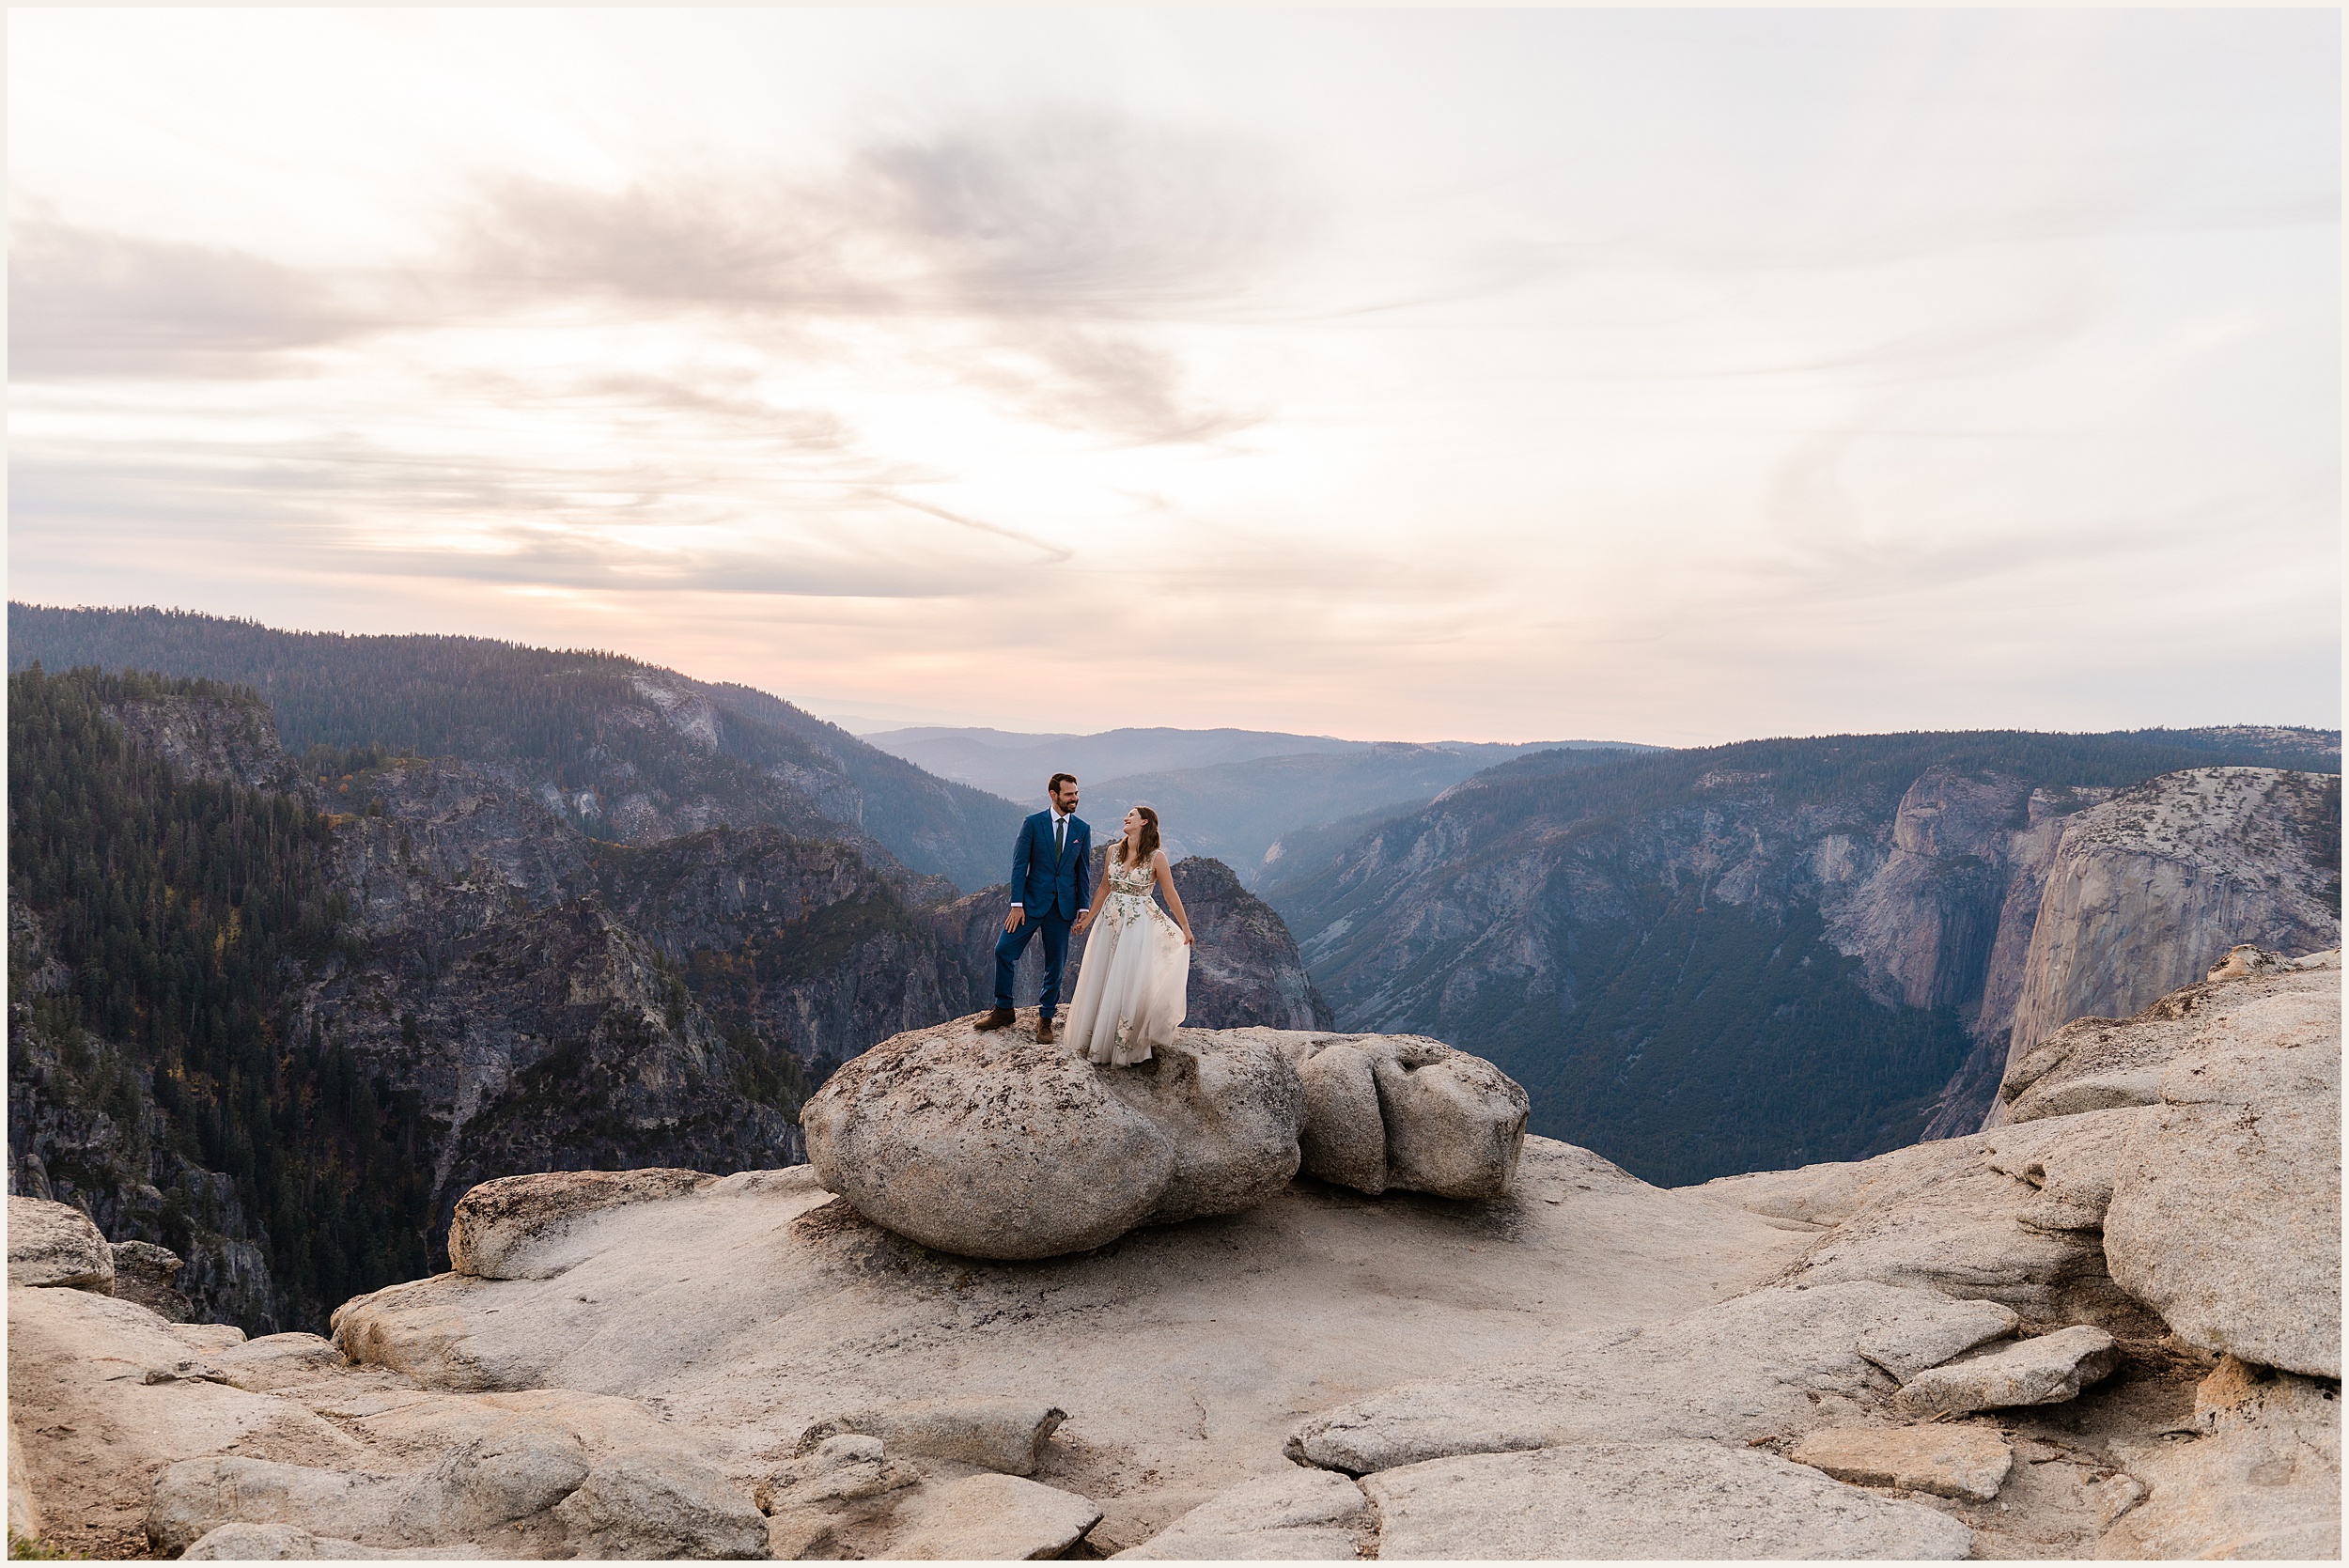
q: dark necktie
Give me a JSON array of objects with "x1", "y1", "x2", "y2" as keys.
[{"x1": 1054, "y1": 816, "x2": 1066, "y2": 862}]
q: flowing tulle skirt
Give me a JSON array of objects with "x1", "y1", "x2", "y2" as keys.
[{"x1": 1066, "y1": 891, "x2": 1190, "y2": 1064}]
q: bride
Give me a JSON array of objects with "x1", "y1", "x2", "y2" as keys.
[{"x1": 1066, "y1": 805, "x2": 1195, "y2": 1065}]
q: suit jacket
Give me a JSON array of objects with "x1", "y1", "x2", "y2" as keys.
[{"x1": 1010, "y1": 811, "x2": 1091, "y2": 921}]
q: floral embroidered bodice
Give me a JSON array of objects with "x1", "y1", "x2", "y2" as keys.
[{"x1": 1098, "y1": 853, "x2": 1162, "y2": 928}]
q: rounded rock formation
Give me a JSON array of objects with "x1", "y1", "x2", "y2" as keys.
[{"x1": 800, "y1": 1015, "x2": 1304, "y2": 1260}]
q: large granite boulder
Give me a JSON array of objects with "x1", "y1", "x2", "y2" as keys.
[
  {"x1": 800, "y1": 1017, "x2": 1306, "y2": 1259},
  {"x1": 1276, "y1": 1032, "x2": 1531, "y2": 1199},
  {"x1": 8, "y1": 1196, "x2": 116, "y2": 1293},
  {"x1": 801, "y1": 1018, "x2": 1536, "y2": 1259},
  {"x1": 449, "y1": 1169, "x2": 717, "y2": 1281}
]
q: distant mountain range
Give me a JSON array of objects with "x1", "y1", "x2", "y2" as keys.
[
  {"x1": 863, "y1": 724, "x2": 1660, "y2": 883},
  {"x1": 8, "y1": 604, "x2": 1022, "y2": 893}
]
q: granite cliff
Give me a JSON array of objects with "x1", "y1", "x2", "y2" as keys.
[
  {"x1": 1994, "y1": 768, "x2": 2341, "y2": 1114},
  {"x1": 1270, "y1": 732, "x2": 2340, "y2": 1183},
  {"x1": 9, "y1": 948, "x2": 2336, "y2": 1560}
]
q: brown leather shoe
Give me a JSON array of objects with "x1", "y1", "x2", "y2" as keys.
[
  {"x1": 974, "y1": 1007, "x2": 1016, "y2": 1032},
  {"x1": 1034, "y1": 1017, "x2": 1056, "y2": 1045}
]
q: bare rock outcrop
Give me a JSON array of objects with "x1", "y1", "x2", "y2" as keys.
[
  {"x1": 801, "y1": 1020, "x2": 1529, "y2": 1259},
  {"x1": 1895, "y1": 1326, "x2": 2119, "y2": 1415},
  {"x1": 1788, "y1": 1424, "x2": 2014, "y2": 1502},
  {"x1": 1111, "y1": 1467, "x2": 1372, "y2": 1560},
  {"x1": 14, "y1": 950, "x2": 2339, "y2": 1561},
  {"x1": 8, "y1": 1196, "x2": 116, "y2": 1292},
  {"x1": 1997, "y1": 767, "x2": 2340, "y2": 1100},
  {"x1": 801, "y1": 1017, "x2": 1304, "y2": 1259},
  {"x1": 1992, "y1": 947, "x2": 2342, "y2": 1377},
  {"x1": 1283, "y1": 1280, "x2": 2007, "y2": 1475},
  {"x1": 550, "y1": 1449, "x2": 769, "y2": 1559},
  {"x1": 1274, "y1": 1032, "x2": 1529, "y2": 1200},
  {"x1": 447, "y1": 1169, "x2": 718, "y2": 1281},
  {"x1": 1360, "y1": 1441, "x2": 1972, "y2": 1560},
  {"x1": 2100, "y1": 1356, "x2": 2344, "y2": 1558}
]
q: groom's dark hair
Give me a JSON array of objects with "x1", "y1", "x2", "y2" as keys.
[{"x1": 1048, "y1": 772, "x2": 1078, "y2": 797}]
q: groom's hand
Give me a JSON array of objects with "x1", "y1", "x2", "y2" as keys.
[{"x1": 1003, "y1": 907, "x2": 1025, "y2": 934}]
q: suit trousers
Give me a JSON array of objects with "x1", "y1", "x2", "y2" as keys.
[{"x1": 994, "y1": 911, "x2": 1074, "y2": 1017}]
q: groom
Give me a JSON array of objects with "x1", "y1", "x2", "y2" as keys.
[{"x1": 976, "y1": 772, "x2": 1092, "y2": 1044}]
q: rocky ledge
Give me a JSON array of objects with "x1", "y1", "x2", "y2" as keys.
[
  {"x1": 8, "y1": 960, "x2": 2340, "y2": 1558},
  {"x1": 799, "y1": 1015, "x2": 1530, "y2": 1258}
]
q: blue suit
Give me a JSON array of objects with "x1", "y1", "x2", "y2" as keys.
[{"x1": 996, "y1": 811, "x2": 1091, "y2": 1017}]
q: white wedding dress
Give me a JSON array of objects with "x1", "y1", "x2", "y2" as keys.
[{"x1": 1066, "y1": 849, "x2": 1189, "y2": 1065}]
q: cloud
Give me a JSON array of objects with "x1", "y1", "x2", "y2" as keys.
[
  {"x1": 8, "y1": 432, "x2": 1049, "y2": 601},
  {"x1": 452, "y1": 365, "x2": 860, "y2": 451},
  {"x1": 447, "y1": 109, "x2": 1308, "y2": 442},
  {"x1": 9, "y1": 220, "x2": 381, "y2": 380},
  {"x1": 858, "y1": 111, "x2": 1303, "y2": 315}
]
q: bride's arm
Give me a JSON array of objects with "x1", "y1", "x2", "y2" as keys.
[{"x1": 1152, "y1": 850, "x2": 1196, "y2": 946}]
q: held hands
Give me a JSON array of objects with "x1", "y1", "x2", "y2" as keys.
[{"x1": 1072, "y1": 907, "x2": 1095, "y2": 934}]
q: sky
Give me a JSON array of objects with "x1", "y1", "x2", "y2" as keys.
[{"x1": 8, "y1": 8, "x2": 2340, "y2": 744}]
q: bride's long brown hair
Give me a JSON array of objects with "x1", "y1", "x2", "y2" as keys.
[{"x1": 1119, "y1": 805, "x2": 1161, "y2": 867}]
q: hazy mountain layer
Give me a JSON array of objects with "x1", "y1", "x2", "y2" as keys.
[
  {"x1": 866, "y1": 722, "x2": 1656, "y2": 892},
  {"x1": 1270, "y1": 729, "x2": 2341, "y2": 1187},
  {"x1": 8, "y1": 604, "x2": 1022, "y2": 893},
  {"x1": 1082, "y1": 745, "x2": 1647, "y2": 885},
  {"x1": 861, "y1": 722, "x2": 1651, "y2": 808}
]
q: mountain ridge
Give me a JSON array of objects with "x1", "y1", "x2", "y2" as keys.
[
  {"x1": 8, "y1": 603, "x2": 1023, "y2": 894},
  {"x1": 1270, "y1": 729, "x2": 2341, "y2": 1186}
]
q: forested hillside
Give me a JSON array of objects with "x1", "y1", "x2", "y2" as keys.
[
  {"x1": 8, "y1": 604, "x2": 1022, "y2": 893},
  {"x1": 8, "y1": 667, "x2": 438, "y2": 1329},
  {"x1": 1271, "y1": 727, "x2": 2341, "y2": 1187}
]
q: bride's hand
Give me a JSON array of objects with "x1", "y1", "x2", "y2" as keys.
[
  {"x1": 1073, "y1": 907, "x2": 1094, "y2": 933},
  {"x1": 1181, "y1": 928, "x2": 1195, "y2": 946}
]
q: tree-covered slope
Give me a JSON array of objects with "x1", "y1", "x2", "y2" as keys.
[
  {"x1": 1271, "y1": 728, "x2": 2341, "y2": 1187},
  {"x1": 7, "y1": 604, "x2": 1021, "y2": 893},
  {"x1": 8, "y1": 666, "x2": 438, "y2": 1331}
]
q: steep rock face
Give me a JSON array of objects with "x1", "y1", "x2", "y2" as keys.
[
  {"x1": 1997, "y1": 768, "x2": 2340, "y2": 1113},
  {"x1": 933, "y1": 858, "x2": 1330, "y2": 1031},
  {"x1": 106, "y1": 692, "x2": 291, "y2": 791},
  {"x1": 1274, "y1": 736, "x2": 2341, "y2": 1185},
  {"x1": 1154, "y1": 860, "x2": 1333, "y2": 1030},
  {"x1": 302, "y1": 780, "x2": 979, "y2": 1248},
  {"x1": 1828, "y1": 778, "x2": 2117, "y2": 1141},
  {"x1": 592, "y1": 827, "x2": 973, "y2": 1079},
  {"x1": 1828, "y1": 769, "x2": 2034, "y2": 1015}
]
